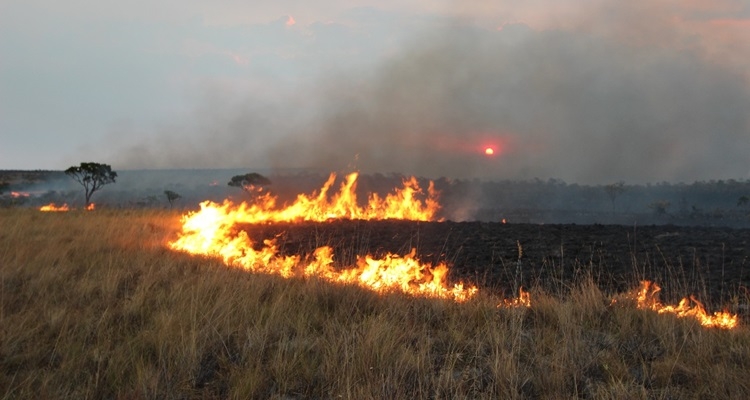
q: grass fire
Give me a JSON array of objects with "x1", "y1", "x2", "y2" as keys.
[{"x1": 2, "y1": 172, "x2": 749, "y2": 398}]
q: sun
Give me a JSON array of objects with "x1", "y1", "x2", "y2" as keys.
[{"x1": 484, "y1": 147, "x2": 495, "y2": 156}]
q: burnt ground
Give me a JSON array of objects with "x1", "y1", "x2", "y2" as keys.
[{"x1": 240, "y1": 221, "x2": 750, "y2": 308}]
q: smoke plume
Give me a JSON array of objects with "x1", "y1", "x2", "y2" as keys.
[
  {"x1": 108, "y1": 4, "x2": 750, "y2": 184},
  {"x1": 268, "y1": 22, "x2": 750, "y2": 183}
]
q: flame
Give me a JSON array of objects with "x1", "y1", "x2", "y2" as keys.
[
  {"x1": 87, "y1": 203, "x2": 96, "y2": 211},
  {"x1": 196, "y1": 172, "x2": 440, "y2": 223},
  {"x1": 167, "y1": 173, "x2": 475, "y2": 301},
  {"x1": 169, "y1": 209, "x2": 477, "y2": 302},
  {"x1": 622, "y1": 281, "x2": 738, "y2": 329},
  {"x1": 165, "y1": 173, "x2": 739, "y2": 327},
  {"x1": 10, "y1": 191, "x2": 30, "y2": 198},
  {"x1": 499, "y1": 287, "x2": 531, "y2": 308},
  {"x1": 39, "y1": 203, "x2": 70, "y2": 212}
]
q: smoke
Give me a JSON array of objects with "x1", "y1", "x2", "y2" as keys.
[
  {"x1": 268, "y1": 21, "x2": 750, "y2": 184},
  {"x1": 106, "y1": 3, "x2": 750, "y2": 185}
]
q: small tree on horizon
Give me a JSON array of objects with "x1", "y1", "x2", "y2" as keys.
[
  {"x1": 738, "y1": 195, "x2": 749, "y2": 208},
  {"x1": 604, "y1": 181, "x2": 626, "y2": 213},
  {"x1": 64, "y1": 162, "x2": 117, "y2": 207},
  {"x1": 164, "y1": 190, "x2": 181, "y2": 209}
]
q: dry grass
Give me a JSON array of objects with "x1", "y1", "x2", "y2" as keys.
[{"x1": 1, "y1": 208, "x2": 749, "y2": 399}]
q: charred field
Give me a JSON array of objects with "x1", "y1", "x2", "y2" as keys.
[{"x1": 244, "y1": 219, "x2": 750, "y2": 308}]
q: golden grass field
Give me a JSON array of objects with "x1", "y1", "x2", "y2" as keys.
[{"x1": 2, "y1": 208, "x2": 750, "y2": 399}]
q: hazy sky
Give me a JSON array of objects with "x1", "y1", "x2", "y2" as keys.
[{"x1": 1, "y1": 0, "x2": 749, "y2": 183}]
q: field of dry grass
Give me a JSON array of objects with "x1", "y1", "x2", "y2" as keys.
[{"x1": 2, "y1": 208, "x2": 749, "y2": 399}]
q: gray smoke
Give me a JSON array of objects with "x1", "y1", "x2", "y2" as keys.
[
  {"x1": 108, "y1": 10, "x2": 750, "y2": 185},
  {"x1": 268, "y1": 22, "x2": 750, "y2": 183}
]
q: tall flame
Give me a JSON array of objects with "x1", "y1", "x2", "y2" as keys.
[
  {"x1": 623, "y1": 281, "x2": 738, "y2": 329},
  {"x1": 168, "y1": 172, "x2": 474, "y2": 301},
  {"x1": 200, "y1": 172, "x2": 440, "y2": 223}
]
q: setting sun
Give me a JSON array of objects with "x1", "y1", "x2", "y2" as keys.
[{"x1": 484, "y1": 147, "x2": 494, "y2": 156}]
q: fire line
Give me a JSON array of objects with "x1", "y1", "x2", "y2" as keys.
[{"x1": 167, "y1": 172, "x2": 739, "y2": 329}]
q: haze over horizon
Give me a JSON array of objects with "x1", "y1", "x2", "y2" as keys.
[{"x1": 2, "y1": 1, "x2": 749, "y2": 184}]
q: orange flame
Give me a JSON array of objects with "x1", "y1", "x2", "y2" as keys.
[
  {"x1": 168, "y1": 173, "x2": 475, "y2": 301},
  {"x1": 197, "y1": 172, "x2": 440, "y2": 223},
  {"x1": 168, "y1": 209, "x2": 477, "y2": 302},
  {"x1": 623, "y1": 281, "x2": 738, "y2": 329},
  {"x1": 87, "y1": 203, "x2": 95, "y2": 211},
  {"x1": 39, "y1": 203, "x2": 70, "y2": 212},
  {"x1": 499, "y1": 287, "x2": 531, "y2": 308},
  {"x1": 10, "y1": 191, "x2": 30, "y2": 198}
]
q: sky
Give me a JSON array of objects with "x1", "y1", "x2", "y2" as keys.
[{"x1": 1, "y1": 0, "x2": 749, "y2": 184}]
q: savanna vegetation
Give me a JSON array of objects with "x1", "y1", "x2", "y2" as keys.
[
  {"x1": 3, "y1": 169, "x2": 750, "y2": 227},
  {"x1": 2, "y1": 208, "x2": 749, "y2": 399}
]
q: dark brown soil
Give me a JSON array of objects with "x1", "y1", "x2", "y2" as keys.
[{"x1": 240, "y1": 221, "x2": 750, "y2": 307}]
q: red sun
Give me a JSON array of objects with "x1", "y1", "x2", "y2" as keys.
[{"x1": 484, "y1": 147, "x2": 495, "y2": 156}]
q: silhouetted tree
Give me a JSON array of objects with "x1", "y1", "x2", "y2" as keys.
[
  {"x1": 604, "y1": 181, "x2": 626, "y2": 213},
  {"x1": 64, "y1": 162, "x2": 117, "y2": 207},
  {"x1": 164, "y1": 190, "x2": 181, "y2": 209},
  {"x1": 228, "y1": 173, "x2": 271, "y2": 194},
  {"x1": 738, "y1": 195, "x2": 749, "y2": 208}
]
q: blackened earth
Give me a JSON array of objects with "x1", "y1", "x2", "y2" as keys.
[{"x1": 239, "y1": 221, "x2": 750, "y2": 308}]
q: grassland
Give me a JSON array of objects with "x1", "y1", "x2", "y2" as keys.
[{"x1": 1, "y1": 208, "x2": 749, "y2": 399}]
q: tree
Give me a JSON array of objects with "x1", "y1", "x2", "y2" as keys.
[
  {"x1": 164, "y1": 190, "x2": 181, "y2": 209},
  {"x1": 228, "y1": 172, "x2": 271, "y2": 194},
  {"x1": 738, "y1": 195, "x2": 749, "y2": 208},
  {"x1": 604, "y1": 181, "x2": 626, "y2": 213},
  {"x1": 0, "y1": 181, "x2": 8, "y2": 195},
  {"x1": 64, "y1": 162, "x2": 117, "y2": 207}
]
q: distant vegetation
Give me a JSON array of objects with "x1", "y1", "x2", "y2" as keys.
[{"x1": 1, "y1": 169, "x2": 749, "y2": 226}]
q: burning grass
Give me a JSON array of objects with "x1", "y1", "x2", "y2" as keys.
[{"x1": 2, "y1": 208, "x2": 750, "y2": 399}]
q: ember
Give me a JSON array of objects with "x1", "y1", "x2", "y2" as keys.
[{"x1": 39, "y1": 203, "x2": 70, "y2": 212}]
